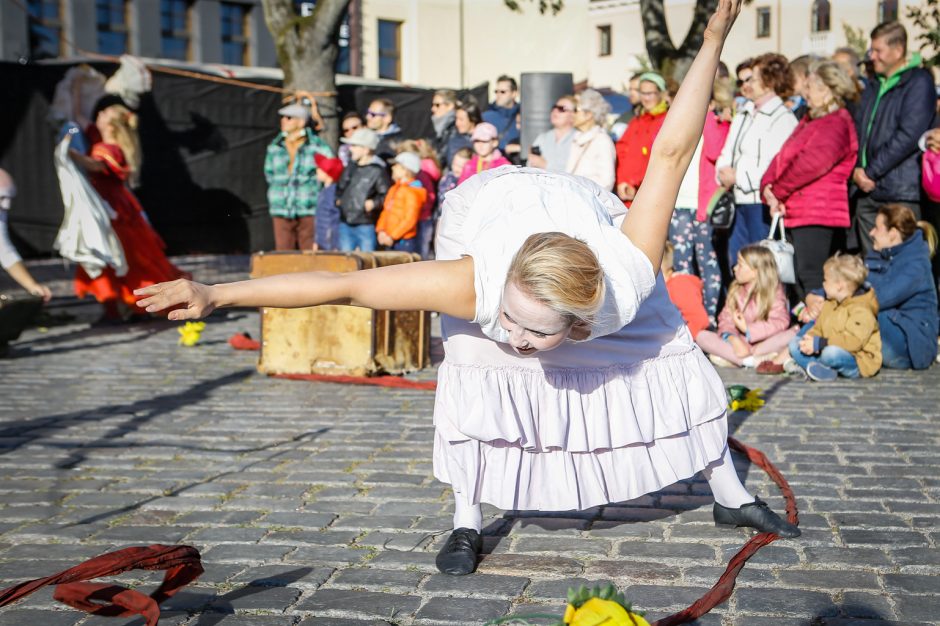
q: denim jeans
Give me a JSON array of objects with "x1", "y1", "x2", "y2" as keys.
[
  {"x1": 878, "y1": 312, "x2": 913, "y2": 370},
  {"x1": 391, "y1": 237, "x2": 419, "y2": 253},
  {"x1": 728, "y1": 203, "x2": 769, "y2": 267},
  {"x1": 417, "y1": 218, "x2": 436, "y2": 259},
  {"x1": 338, "y1": 223, "x2": 376, "y2": 252},
  {"x1": 788, "y1": 329, "x2": 860, "y2": 379}
]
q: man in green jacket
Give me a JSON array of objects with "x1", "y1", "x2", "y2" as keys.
[
  {"x1": 264, "y1": 104, "x2": 333, "y2": 250},
  {"x1": 852, "y1": 21, "x2": 936, "y2": 254}
]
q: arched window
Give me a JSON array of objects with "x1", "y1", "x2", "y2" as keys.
[
  {"x1": 812, "y1": 0, "x2": 831, "y2": 33},
  {"x1": 879, "y1": 0, "x2": 899, "y2": 23}
]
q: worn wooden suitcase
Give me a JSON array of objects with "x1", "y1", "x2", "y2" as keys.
[{"x1": 249, "y1": 250, "x2": 430, "y2": 376}]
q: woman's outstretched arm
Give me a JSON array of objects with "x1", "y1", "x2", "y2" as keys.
[
  {"x1": 134, "y1": 257, "x2": 477, "y2": 321},
  {"x1": 621, "y1": 0, "x2": 741, "y2": 271}
]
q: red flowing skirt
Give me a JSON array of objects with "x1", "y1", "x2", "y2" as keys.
[{"x1": 74, "y1": 179, "x2": 187, "y2": 309}]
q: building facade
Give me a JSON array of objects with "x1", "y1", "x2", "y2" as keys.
[
  {"x1": 0, "y1": 0, "x2": 927, "y2": 95},
  {"x1": 1, "y1": 0, "x2": 278, "y2": 66},
  {"x1": 588, "y1": 0, "x2": 920, "y2": 89}
]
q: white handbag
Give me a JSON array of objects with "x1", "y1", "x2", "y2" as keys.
[{"x1": 759, "y1": 215, "x2": 795, "y2": 284}]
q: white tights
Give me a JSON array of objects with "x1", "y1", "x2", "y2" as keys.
[
  {"x1": 452, "y1": 494, "x2": 483, "y2": 532},
  {"x1": 451, "y1": 446, "x2": 752, "y2": 530},
  {"x1": 702, "y1": 446, "x2": 754, "y2": 508}
]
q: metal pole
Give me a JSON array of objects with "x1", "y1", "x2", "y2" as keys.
[
  {"x1": 459, "y1": 0, "x2": 465, "y2": 88},
  {"x1": 776, "y1": 0, "x2": 782, "y2": 54}
]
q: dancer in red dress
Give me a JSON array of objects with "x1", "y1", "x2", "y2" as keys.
[{"x1": 69, "y1": 103, "x2": 187, "y2": 321}]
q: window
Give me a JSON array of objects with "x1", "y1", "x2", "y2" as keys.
[
  {"x1": 221, "y1": 2, "x2": 251, "y2": 66},
  {"x1": 878, "y1": 0, "x2": 898, "y2": 22},
  {"x1": 96, "y1": 0, "x2": 129, "y2": 55},
  {"x1": 27, "y1": 0, "x2": 62, "y2": 60},
  {"x1": 377, "y1": 19, "x2": 401, "y2": 80},
  {"x1": 811, "y1": 0, "x2": 830, "y2": 33},
  {"x1": 598, "y1": 25, "x2": 611, "y2": 57},
  {"x1": 336, "y1": 12, "x2": 351, "y2": 74},
  {"x1": 294, "y1": 1, "x2": 315, "y2": 16},
  {"x1": 756, "y1": 7, "x2": 771, "y2": 38},
  {"x1": 160, "y1": 0, "x2": 192, "y2": 61}
]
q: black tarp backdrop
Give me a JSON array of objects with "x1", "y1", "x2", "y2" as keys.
[{"x1": 1, "y1": 61, "x2": 486, "y2": 256}]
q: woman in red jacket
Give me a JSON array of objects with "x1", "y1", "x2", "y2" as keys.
[
  {"x1": 615, "y1": 72, "x2": 668, "y2": 206},
  {"x1": 761, "y1": 61, "x2": 859, "y2": 298}
]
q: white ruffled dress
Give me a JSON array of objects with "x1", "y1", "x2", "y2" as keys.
[{"x1": 433, "y1": 167, "x2": 729, "y2": 512}]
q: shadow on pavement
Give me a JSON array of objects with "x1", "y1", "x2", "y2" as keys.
[{"x1": 0, "y1": 368, "x2": 328, "y2": 526}]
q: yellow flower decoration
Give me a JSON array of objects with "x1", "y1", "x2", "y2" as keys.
[
  {"x1": 178, "y1": 321, "x2": 206, "y2": 346},
  {"x1": 563, "y1": 598, "x2": 650, "y2": 626},
  {"x1": 730, "y1": 389, "x2": 765, "y2": 413}
]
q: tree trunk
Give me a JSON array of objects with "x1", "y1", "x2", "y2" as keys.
[
  {"x1": 262, "y1": 0, "x2": 351, "y2": 151},
  {"x1": 639, "y1": 0, "x2": 719, "y2": 82}
]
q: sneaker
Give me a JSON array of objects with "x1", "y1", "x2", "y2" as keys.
[
  {"x1": 782, "y1": 358, "x2": 804, "y2": 376},
  {"x1": 756, "y1": 361, "x2": 784, "y2": 375},
  {"x1": 806, "y1": 361, "x2": 838, "y2": 382},
  {"x1": 709, "y1": 354, "x2": 736, "y2": 368}
]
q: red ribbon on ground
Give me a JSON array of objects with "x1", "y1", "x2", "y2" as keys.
[
  {"x1": 0, "y1": 544, "x2": 203, "y2": 626},
  {"x1": 651, "y1": 436, "x2": 799, "y2": 626},
  {"x1": 228, "y1": 330, "x2": 799, "y2": 624}
]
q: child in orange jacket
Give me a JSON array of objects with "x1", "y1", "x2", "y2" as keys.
[
  {"x1": 376, "y1": 152, "x2": 427, "y2": 253},
  {"x1": 662, "y1": 242, "x2": 710, "y2": 338}
]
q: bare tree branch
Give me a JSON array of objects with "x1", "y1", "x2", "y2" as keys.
[
  {"x1": 639, "y1": 0, "x2": 676, "y2": 70},
  {"x1": 503, "y1": 0, "x2": 564, "y2": 15}
]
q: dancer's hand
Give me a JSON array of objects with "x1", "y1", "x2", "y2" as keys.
[
  {"x1": 135, "y1": 279, "x2": 215, "y2": 320},
  {"x1": 704, "y1": 0, "x2": 744, "y2": 44}
]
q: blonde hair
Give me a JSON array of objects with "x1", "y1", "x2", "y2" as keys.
[
  {"x1": 506, "y1": 232, "x2": 605, "y2": 326},
  {"x1": 727, "y1": 245, "x2": 780, "y2": 321},
  {"x1": 824, "y1": 252, "x2": 868, "y2": 287},
  {"x1": 808, "y1": 61, "x2": 859, "y2": 118},
  {"x1": 712, "y1": 77, "x2": 735, "y2": 113},
  {"x1": 397, "y1": 139, "x2": 440, "y2": 169},
  {"x1": 105, "y1": 104, "x2": 141, "y2": 186}
]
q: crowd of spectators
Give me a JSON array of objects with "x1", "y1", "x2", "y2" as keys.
[
  {"x1": 0, "y1": 19, "x2": 934, "y2": 375},
  {"x1": 253, "y1": 19, "x2": 939, "y2": 380}
]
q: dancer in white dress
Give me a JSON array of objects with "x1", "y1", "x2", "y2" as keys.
[{"x1": 135, "y1": 0, "x2": 798, "y2": 577}]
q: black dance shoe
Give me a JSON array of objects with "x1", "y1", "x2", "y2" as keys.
[
  {"x1": 435, "y1": 527, "x2": 482, "y2": 575},
  {"x1": 714, "y1": 497, "x2": 801, "y2": 538}
]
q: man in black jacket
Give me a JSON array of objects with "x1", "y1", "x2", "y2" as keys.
[
  {"x1": 852, "y1": 21, "x2": 936, "y2": 253},
  {"x1": 336, "y1": 128, "x2": 391, "y2": 252},
  {"x1": 366, "y1": 98, "x2": 403, "y2": 165},
  {"x1": 430, "y1": 89, "x2": 458, "y2": 167}
]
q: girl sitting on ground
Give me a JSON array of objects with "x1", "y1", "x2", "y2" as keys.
[{"x1": 696, "y1": 245, "x2": 797, "y2": 367}]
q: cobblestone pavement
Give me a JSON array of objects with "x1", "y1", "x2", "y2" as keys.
[{"x1": 0, "y1": 257, "x2": 938, "y2": 626}]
